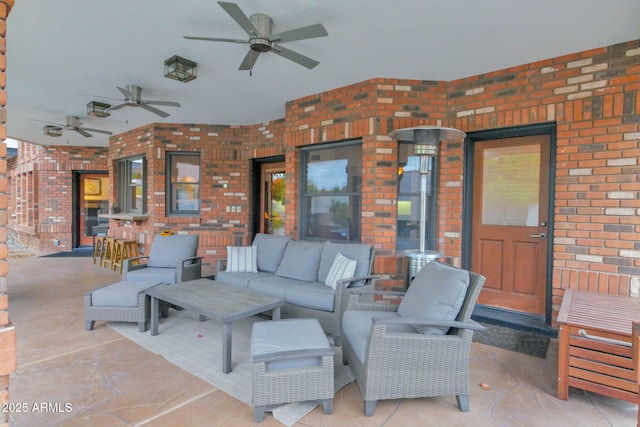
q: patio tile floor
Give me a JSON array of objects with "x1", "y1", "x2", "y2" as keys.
[{"x1": 7, "y1": 252, "x2": 638, "y2": 426}]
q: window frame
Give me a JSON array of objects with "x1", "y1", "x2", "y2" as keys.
[
  {"x1": 115, "y1": 155, "x2": 147, "y2": 214},
  {"x1": 166, "y1": 151, "x2": 201, "y2": 216},
  {"x1": 299, "y1": 139, "x2": 363, "y2": 242}
]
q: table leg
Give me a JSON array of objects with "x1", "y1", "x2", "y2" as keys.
[
  {"x1": 150, "y1": 297, "x2": 159, "y2": 336},
  {"x1": 223, "y1": 321, "x2": 232, "y2": 374},
  {"x1": 557, "y1": 324, "x2": 569, "y2": 400},
  {"x1": 272, "y1": 306, "x2": 281, "y2": 320}
]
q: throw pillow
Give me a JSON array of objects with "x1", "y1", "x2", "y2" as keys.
[
  {"x1": 225, "y1": 245, "x2": 258, "y2": 273},
  {"x1": 397, "y1": 261, "x2": 470, "y2": 335},
  {"x1": 324, "y1": 253, "x2": 357, "y2": 290}
]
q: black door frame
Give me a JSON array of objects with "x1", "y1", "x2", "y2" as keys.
[{"x1": 462, "y1": 122, "x2": 557, "y2": 331}]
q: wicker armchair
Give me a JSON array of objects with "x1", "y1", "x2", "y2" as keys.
[{"x1": 341, "y1": 263, "x2": 486, "y2": 416}]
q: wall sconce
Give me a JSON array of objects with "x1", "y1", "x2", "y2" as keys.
[
  {"x1": 164, "y1": 55, "x2": 197, "y2": 83},
  {"x1": 43, "y1": 125, "x2": 63, "y2": 137},
  {"x1": 87, "y1": 101, "x2": 111, "y2": 118}
]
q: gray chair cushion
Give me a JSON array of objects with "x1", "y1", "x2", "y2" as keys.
[
  {"x1": 285, "y1": 282, "x2": 336, "y2": 312},
  {"x1": 125, "y1": 267, "x2": 177, "y2": 285},
  {"x1": 248, "y1": 276, "x2": 309, "y2": 299},
  {"x1": 252, "y1": 233, "x2": 291, "y2": 273},
  {"x1": 147, "y1": 234, "x2": 198, "y2": 268},
  {"x1": 318, "y1": 241, "x2": 371, "y2": 283},
  {"x1": 215, "y1": 270, "x2": 273, "y2": 289},
  {"x1": 397, "y1": 261, "x2": 470, "y2": 335},
  {"x1": 91, "y1": 280, "x2": 162, "y2": 307},
  {"x1": 275, "y1": 240, "x2": 323, "y2": 282},
  {"x1": 342, "y1": 311, "x2": 413, "y2": 364}
]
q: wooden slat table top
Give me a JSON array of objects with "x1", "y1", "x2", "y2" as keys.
[{"x1": 557, "y1": 289, "x2": 640, "y2": 336}]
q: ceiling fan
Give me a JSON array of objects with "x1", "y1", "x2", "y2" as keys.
[
  {"x1": 184, "y1": 1, "x2": 328, "y2": 71},
  {"x1": 109, "y1": 85, "x2": 181, "y2": 118},
  {"x1": 38, "y1": 115, "x2": 112, "y2": 138}
]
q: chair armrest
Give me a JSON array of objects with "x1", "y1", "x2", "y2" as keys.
[
  {"x1": 177, "y1": 256, "x2": 203, "y2": 283},
  {"x1": 336, "y1": 275, "x2": 380, "y2": 287},
  {"x1": 372, "y1": 316, "x2": 486, "y2": 331},
  {"x1": 252, "y1": 348, "x2": 334, "y2": 364},
  {"x1": 216, "y1": 258, "x2": 227, "y2": 273},
  {"x1": 122, "y1": 256, "x2": 150, "y2": 277}
]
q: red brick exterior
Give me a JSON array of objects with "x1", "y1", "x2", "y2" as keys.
[
  {"x1": 1, "y1": 2, "x2": 15, "y2": 425},
  {"x1": 7, "y1": 39, "x2": 640, "y2": 328},
  {"x1": 8, "y1": 143, "x2": 108, "y2": 252}
]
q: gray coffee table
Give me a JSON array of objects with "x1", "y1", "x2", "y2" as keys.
[{"x1": 146, "y1": 278, "x2": 285, "y2": 373}]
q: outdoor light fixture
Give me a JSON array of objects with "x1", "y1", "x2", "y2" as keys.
[
  {"x1": 164, "y1": 55, "x2": 197, "y2": 83},
  {"x1": 87, "y1": 101, "x2": 111, "y2": 118},
  {"x1": 390, "y1": 125, "x2": 466, "y2": 285},
  {"x1": 43, "y1": 125, "x2": 63, "y2": 137}
]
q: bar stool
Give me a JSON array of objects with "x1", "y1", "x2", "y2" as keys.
[
  {"x1": 100, "y1": 237, "x2": 119, "y2": 269},
  {"x1": 112, "y1": 240, "x2": 139, "y2": 273}
]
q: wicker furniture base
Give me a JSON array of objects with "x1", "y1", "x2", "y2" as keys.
[
  {"x1": 251, "y1": 319, "x2": 334, "y2": 422},
  {"x1": 85, "y1": 280, "x2": 163, "y2": 332}
]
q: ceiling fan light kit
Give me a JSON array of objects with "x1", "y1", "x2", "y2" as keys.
[
  {"x1": 43, "y1": 125, "x2": 63, "y2": 137},
  {"x1": 164, "y1": 55, "x2": 198, "y2": 83},
  {"x1": 86, "y1": 101, "x2": 111, "y2": 118}
]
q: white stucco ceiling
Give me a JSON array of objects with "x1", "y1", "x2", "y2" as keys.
[{"x1": 6, "y1": 0, "x2": 640, "y2": 147}]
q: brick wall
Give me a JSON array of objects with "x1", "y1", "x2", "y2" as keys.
[
  {"x1": 447, "y1": 40, "x2": 640, "y2": 319},
  {"x1": 1, "y1": 2, "x2": 15, "y2": 426},
  {"x1": 8, "y1": 141, "x2": 108, "y2": 252}
]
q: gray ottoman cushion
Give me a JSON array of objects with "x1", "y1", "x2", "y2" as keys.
[
  {"x1": 252, "y1": 318, "x2": 330, "y2": 370},
  {"x1": 91, "y1": 280, "x2": 162, "y2": 307}
]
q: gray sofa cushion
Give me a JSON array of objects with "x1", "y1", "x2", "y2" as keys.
[
  {"x1": 147, "y1": 234, "x2": 198, "y2": 268},
  {"x1": 285, "y1": 282, "x2": 336, "y2": 312},
  {"x1": 252, "y1": 233, "x2": 291, "y2": 273},
  {"x1": 248, "y1": 275, "x2": 310, "y2": 299},
  {"x1": 91, "y1": 280, "x2": 161, "y2": 307},
  {"x1": 215, "y1": 270, "x2": 273, "y2": 289},
  {"x1": 125, "y1": 267, "x2": 177, "y2": 284},
  {"x1": 342, "y1": 311, "x2": 413, "y2": 363},
  {"x1": 275, "y1": 240, "x2": 323, "y2": 282},
  {"x1": 397, "y1": 261, "x2": 470, "y2": 335},
  {"x1": 318, "y1": 241, "x2": 371, "y2": 283}
]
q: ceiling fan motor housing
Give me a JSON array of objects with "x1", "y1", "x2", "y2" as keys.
[{"x1": 249, "y1": 13, "x2": 273, "y2": 52}]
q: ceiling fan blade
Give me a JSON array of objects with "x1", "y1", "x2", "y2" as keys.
[
  {"x1": 218, "y1": 2, "x2": 258, "y2": 36},
  {"x1": 109, "y1": 103, "x2": 128, "y2": 110},
  {"x1": 140, "y1": 104, "x2": 170, "y2": 118},
  {"x1": 143, "y1": 100, "x2": 181, "y2": 107},
  {"x1": 74, "y1": 128, "x2": 93, "y2": 138},
  {"x1": 271, "y1": 23, "x2": 328, "y2": 44},
  {"x1": 183, "y1": 36, "x2": 247, "y2": 44},
  {"x1": 271, "y1": 44, "x2": 319, "y2": 69},
  {"x1": 239, "y1": 50, "x2": 260, "y2": 71},
  {"x1": 116, "y1": 86, "x2": 136, "y2": 101},
  {"x1": 80, "y1": 127, "x2": 113, "y2": 136}
]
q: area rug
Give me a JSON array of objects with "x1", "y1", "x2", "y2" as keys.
[
  {"x1": 108, "y1": 311, "x2": 354, "y2": 426},
  {"x1": 472, "y1": 322, "x2": 550, "y2": 358}
]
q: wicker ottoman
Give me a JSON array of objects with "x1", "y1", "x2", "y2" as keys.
[
  {"x1": 251, "y1": 318, "x2": 334, "y2": 422},
  {"x1": 85, "y1": 280, "x2": 163, "y2": 332}
]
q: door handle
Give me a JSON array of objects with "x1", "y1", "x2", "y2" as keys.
[{"x1": 529, "y1": 233, "x2": 546, "y2": 239}]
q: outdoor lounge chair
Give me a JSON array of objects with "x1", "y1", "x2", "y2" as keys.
[
  {"x1": 341, "y1": 261, "x2": 486, "y2": 416},
  {"x1": 122, "y1": 233, "x2": 202, "y2": 284}
]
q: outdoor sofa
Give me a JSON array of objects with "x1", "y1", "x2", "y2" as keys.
[{"x1": 215, "y1": 233, "x2": 376, "y2": 345}]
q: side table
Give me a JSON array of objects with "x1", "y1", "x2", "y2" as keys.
[{"x1": 557, "y1": 289, "x2": 640, "y2": 423}]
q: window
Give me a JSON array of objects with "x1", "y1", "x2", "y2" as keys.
[
  {"x1": 116, "y1": 156, "x2": 146, "y2": 214},
  {"x1": 301, "y1": 141, "x2": 362, "y2": 242},
  {"x1": 396, "y1": 143, "x2": 437, "y2": 251},
  {"x1": 167, "y1": 152, "x2": 201, "y2": 215}
]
